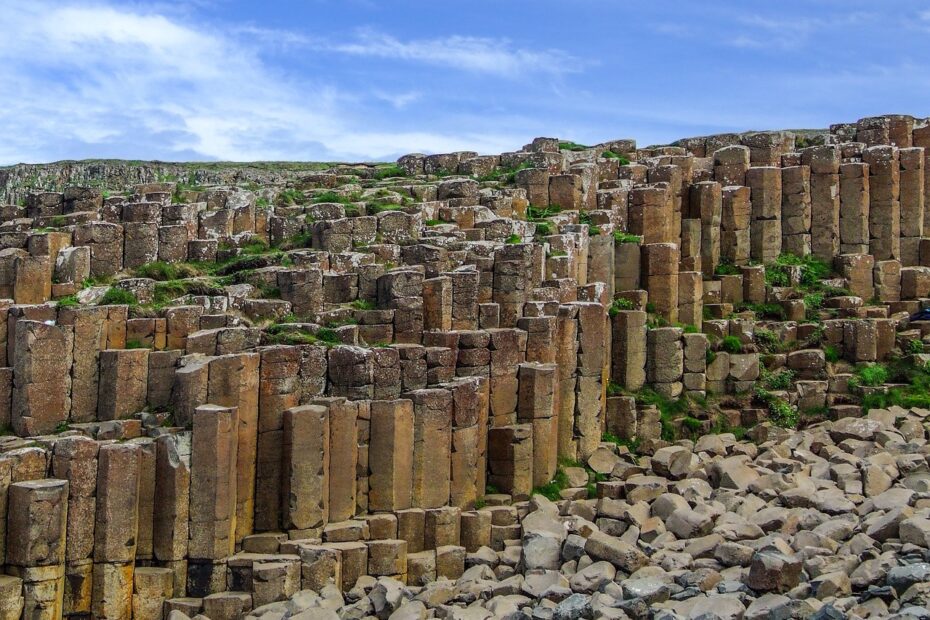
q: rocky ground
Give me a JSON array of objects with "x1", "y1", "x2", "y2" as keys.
[{"x1": 165, "y1": 406, "x2": 930, "y2": 620}]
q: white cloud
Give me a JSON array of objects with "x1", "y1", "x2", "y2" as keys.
[
  {"x1": 328, "y1": 29, "x2": 579, "y2": 77},
  {"x1": 0, "y1": 2, "x2": 530, "y2": 164}
]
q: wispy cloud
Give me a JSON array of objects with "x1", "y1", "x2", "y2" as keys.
[
  {"x1": 326, "y1": 29, "x2": 580, "y2": 77},
  {"x1": 0, "y1": 2, "x2": 526, "y2": 164}
]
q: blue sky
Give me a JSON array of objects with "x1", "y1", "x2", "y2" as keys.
[{"x1": 1, "y1": 0, "x2": 928, "y2": 164}]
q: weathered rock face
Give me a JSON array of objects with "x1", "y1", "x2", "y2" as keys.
[{"x1": 0, "y1": 114, "x2": 928, "y2": 617}]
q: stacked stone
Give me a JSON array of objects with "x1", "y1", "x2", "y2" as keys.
[
  {"x1": 554, "y1": 306, "x2": 579, "y2": 461},
  {"x1": 51, "y1": 436, "x2": 99, "y2": 615},
  {"x1": 98, "y1": 348, "x2": 149, "y2": 420},
  {"x1": 73, "y1": 222, "x2": 123, "y2": 278},
  {"x1": 447, "y1": 376, "x2": 487, "y2": 508},
  {"x1": 277, "y1": 268, "x2": 323, "y2": 319},
  {"x1": 781, "y1": 165, "x2": 812, "y2": 256},
  {"x1": 899, "y1": 147, "x2": 925, "y2": 265},
  {"x1": 803, "y1": 146, "x2": 841, "y2": 262},
  {"x1": 517, "y1": 363, "x2": 557, "y2": 488},
  {"x1": 691, "y1": 181, "x2": 722, "y2": 272},
  {"x1": 721, "y1": 186, "x2": 750, "y2": 265},
  {"x1": 628, "y1": 185, "x2": 671, "y2": 245},
  {"x1": 914, "y1": 126, "x2": 930, "y2": 237},
  {"x1": 864, "y1": 145, "x2": 901, "y2": 261},
  {"x1": 12, "y1": 255, "x2": 50, "y2": 304},
  {"x1": 58, "y1": 305, "x2": 127, "y2": 423},
  {"x1": 405, "y1": 388, "x2": 452, "y2": 509},
  {"x1": 188, "y1": 404, "x2": 238, "y2": 596},
  {"x1": 839, "y1": 162, "x2": 870, "y2": 255},
  {"x1": 610, "y1": 310, "x2": 646, "y2": 392},
  {"x1": 448, "y1": 267, "x2": 480, "y2": 330},
  {"x1": 682, "y1": 332, "x2": 708, "y2": 397},
  {"x1": 368, "y1": 400, "x2": 414, "y2": 512},
  {"x1": 5, "y1": 479, "x2": 68, "y2": 618},
  {"x1": 613, "y1": 237, "x2": 641, "y2": 292},
  {"x1": 122, "y1": 202, "x2": 160, "y2": 269},
  {"x1": 207, "y1": 352, "x2": 260, "y2": 542},
  {"x1": 571, "y1": 302, "x2": 607, "y2": 460},
  {"x1": 377, "y1": 270, "x2": 425, "y2": 344},
  {"x1": 492, "y1": 243, "x2": 534, "y2": 327},
  {"x1": 487, "y1": 424, "x2": 533, "y2": 500},
  {"x1": 647, "y1": 327, "x2": 684, "y2": 398},
  {"x1": 11, "y1": 320, "x2": 73, "y2": 436},
  {"x1": 281, "y1": 404, "x2": 328, "y2": 539},
  {"x1": 746, "y1": 167, "x2": 782, "y2": 263},
  {"x1": 93, "y1": 443, "x2": 142, "y2": 618},
  {"x1": 153, "y1": 433, "x2": 191, "y2": 597},
  {"x1": 455, "y1": 330, "x2": 491, "y2": 378},
  {"x1": 640, "y1": 243, "x2": 679, "y2": 323}
]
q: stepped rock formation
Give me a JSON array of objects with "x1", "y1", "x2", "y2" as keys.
[{"x1": 0, "y1": 114, "x2": 927, "y2": 618}]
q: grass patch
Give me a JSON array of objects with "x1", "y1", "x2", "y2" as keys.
[
  {"x1": 477, "y1": 161, "x2": 532, "y2": 184},
  {"x1": 613, "y1": 231, "x2": 642, "y2": 244},
  {"x1": 601, "y1": 150, "x2": 631, "y2": 164},
  {"x1": 351, "y1": 299, "x2": 376, "y2": 311},
  {"x1": 720, "y1": 335, "x2": 742, "y2": 354},
  {"x1": 559, "y1": 141, "x2": 589, "y2": 151},
  {"x1": 56, "y1": 295, "x2": 80, "y2": 308},
  {"x1": 373, "y1": 164, "x2": 407, "y2": 180},
  {"x1": 608, "y1": 297, "x2": 635, "y2": 317},
  {"x1": 526, "y1": 204, "x2": 561, "y2": 220},
  {"x1": 99, "y1": 288, "x2": 138, "y2": 306},
  {"x1": 277, "y1": 188, "x2": 307, "y2": 205},
  {"x1": 824, "y1": 344, "x2": 840, "y2": 363},
  {"x1": 505, "y1": 234, "x2": 522, "y2": 244},
  {"x1": 532, "y1": 468, "x2": 570, "y2": 501}
]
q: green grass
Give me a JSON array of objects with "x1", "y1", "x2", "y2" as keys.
[
  {"x1": 315, "y1": 328, "x2": 341, "y2": 344},
  {"x1": 760, "y1": 367, "x2": 795, "y2": 390},
  {"x1": 906, "y1": 338, "x2": 925, "y2": 354},
  {"x1": 720, "y1": 335, "x2": 742, "y2": 354},
  {"x1": 608, "y1": 297, "x2": 635, "y2": 317},
  {"x1": 603, "y1": 432, "x2": 640, "y2": 453},
  {"x1": 477, "y1": 161, "x2": 532, "y2": 184},
  {"x1": 351, "y1": 299, "x2": 376, "y2": 310},
  {"x1": 56, "y1": 295, "x2": 80, "y2": 308},
  {"x1": 373, "y1": 164, "x2": 407, "y2": 180},
  {"x1": 601, "y1": 150, "x2": 631, "y2": 164},
  {"x1": 735, "y1": 302, "x2": 786, "y2": 321},
  {"x1": 765, "y1": 253, "x2": 831, "y2": 288},
  {"x1": 125, "y1": 339, "x2": 149, "y2": 349},
  {"x1": 559, "y1": 141, "x2": 589, "y2": 151},
  {"x1": 312, "y1": 190, "x2": 361, "y2": 205},
  {"x1": 533, "y1": 221, "x2": 553, "y2": 237},
  {"x1": 99, "y1": 288, "x2": 138, "y2": 306},
  {"x1": 613, "y1": 231, "x2": 642, "y2": 244},
  {"x1": 425, "y1": 219, "x2": 442, "y2": 227},
  {"x1": 505, "y1": 234, "x2": 522, "y2": 244},
  {"x1": 526, "y1": 204, "x2": 561, "y2": 220},
  {"x1": 134, "y1": 261, "x2": 200, "y2": 281},
  {"x1": 714, "y1": 261, "x2": 741, "y2": 276},
  {"x1": 277, "y1": 188, "x2": 307, "y2": 205},
  {"x1": 532, "y1": 467, "x2": 570, "y2": 501},
  {"x1": 824, "y1": 344, "x2": 840, "y2": 363},
  {"x1": 853, "y1": 363, "x2": 889, "y2": 387},
  {"x1": 753, "y1": 386, "x2": 799, "y2": 429}
]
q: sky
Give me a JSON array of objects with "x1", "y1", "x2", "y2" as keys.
[{"x1": 1, "y1": 0, "x2": 929, "y2": 165}]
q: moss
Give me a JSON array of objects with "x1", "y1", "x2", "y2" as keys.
[
  {"x1": 532, "y1": 467, "x2": 570, "y2": 501},
  {"x1": 56, "y1": 295, "x2": 80, "y2": 308},
  {"x1": 824, "y1": 344, "x2": 840, "y2": 363},
  {"x1": 601, "y1": 150, "x2": 631, "y2": 165},
  {"x1": 373, "y1": 164, "x2": 407, "y2": 180},
  {"x1": 613, "y1": 231, "x2": 642, "y2": 244},
  {"x1": 559, "y1": 141, "x2": 589, "y2": 152},
  {"x1": 99, "y1": 288, "x2": 138, "y2": 306},
  {"x1": 125, "y1": 339, "x2": 149, "y2": 349},
  {"x1": 720, "y1": 335, "x2": 742, "y2": 354},
  {"x1": 608, "y1": 297, "x2": 635, "y2": 317}
]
